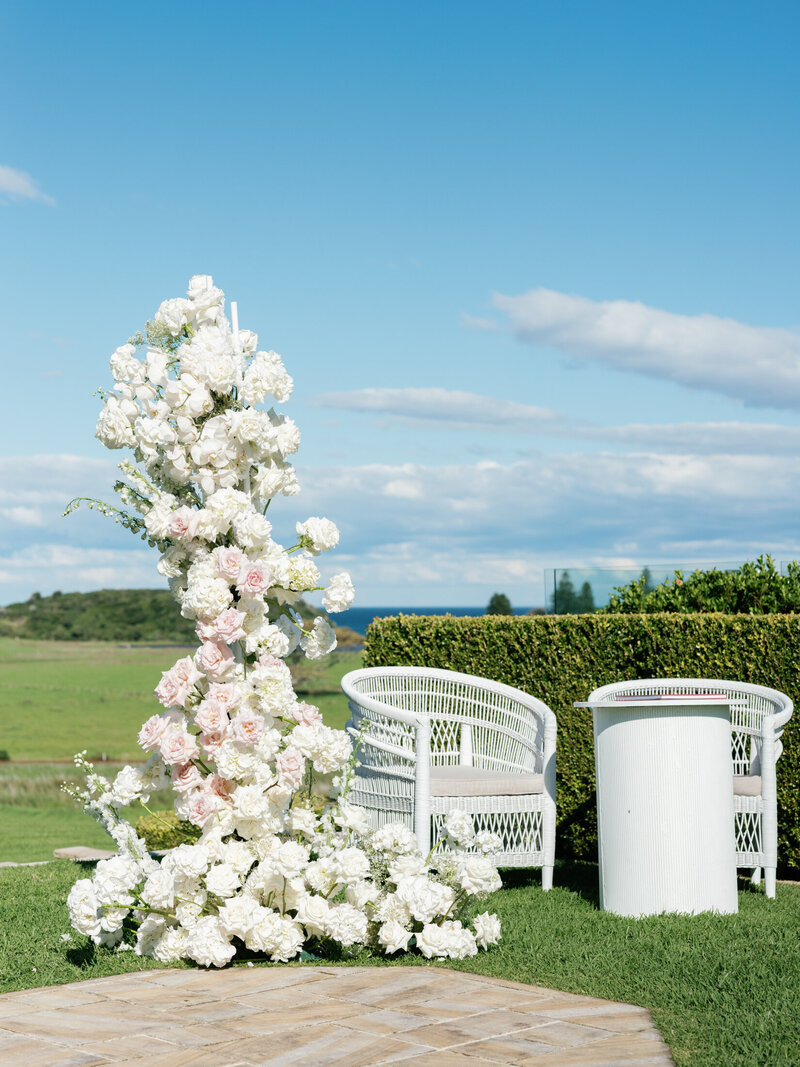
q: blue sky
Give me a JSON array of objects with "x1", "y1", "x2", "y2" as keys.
[{"x1": 2, "y1": 1, "x2": 799, "y2": 607}]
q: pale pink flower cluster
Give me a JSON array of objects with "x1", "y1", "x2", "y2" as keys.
[{"x1": 67, "y1": 277, "x2": 500, "y2": 966}]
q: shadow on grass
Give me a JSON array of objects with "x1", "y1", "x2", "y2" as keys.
[
  {"x1": 66, "y1": 941, "x2": 96, "y2": 968},
  {"x1": 499, "y1": 859, "x2": 601, "y2": 906}
]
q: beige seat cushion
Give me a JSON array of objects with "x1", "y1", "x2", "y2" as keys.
[
  {"x1": 429, "y1": 765, "x2": 544, "y2": 797},
  {"x1": 733, "y1": 775, "x2": 762, "y2": 797}
]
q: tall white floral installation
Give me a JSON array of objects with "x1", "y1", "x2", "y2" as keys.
[{"x1": 65, "y1": 276, "x2": 502, "y2": 967}]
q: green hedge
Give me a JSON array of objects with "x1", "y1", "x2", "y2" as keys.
[{"x1": 364, "y1": 613, "x2": 800, "y2": 872}]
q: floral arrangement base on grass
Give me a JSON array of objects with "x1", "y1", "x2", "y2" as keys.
[{"x1": 65, "y1": 276, "x2": 502, "y2": 967}]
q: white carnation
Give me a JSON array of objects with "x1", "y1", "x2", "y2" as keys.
[
  {"x1": 296, "y1": 517, "x2": 339, "y2": 553},
  {"x1": 187, "y1": 915, "x2": 236, "y2": 968},
  {"x1": 322, "y1": 572, "x2": 355, "y2": 614},
  {"x1": 241, "y1": 350, "x2": 293, "y2": 406}
]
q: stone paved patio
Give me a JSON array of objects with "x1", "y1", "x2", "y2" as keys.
[{"x1": 0, "y1": 965, "x2": 673, "y2": 1065}]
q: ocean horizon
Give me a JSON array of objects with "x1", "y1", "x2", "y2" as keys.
[{"x1": 335, "y1": 606, "x2": 539, "y2": 637}]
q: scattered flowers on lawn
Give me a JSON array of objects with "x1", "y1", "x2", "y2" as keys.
[{"x1": 64, "y1": 275, "x2": 501, "y2": 965}]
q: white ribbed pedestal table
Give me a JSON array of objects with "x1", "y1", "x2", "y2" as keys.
[{"x1": 577, "y1": 696, "x2": 738, "y2": 917}]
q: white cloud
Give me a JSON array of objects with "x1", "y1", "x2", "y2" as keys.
[
  {"x1": 0, "y1": 165, "x2": 55, "y2": 206},
  {"x1": 312, "y1": 387, "x2": 560, "y2": 431},
  {"x1": 492, "y1": 287, "x2": 800, "y2": 409},
  {"x1": 0, "y1": 544, "x2": 159, "y2": 604},
  {"x1": 0, "y1": 506, "x2": 45, "y2": 527},
  {"x1": 3, "y1": 448, "x2": 799, "y2": 609},
  {"x1": 459, "y1": 312, "x2": 501, "y2": 331},
  {"x1": 575, "y1": 421, "x2": 800, "y2": 454},
  {"x1": 313, "y1": 386, "x2": 800, "y2": 453},
  {"x1": 291, "y1": 453, "x2": 800, "y2": 604}
]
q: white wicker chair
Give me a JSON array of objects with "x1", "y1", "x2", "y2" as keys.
[
  {"x1": 586, "y1": 678, "x2": 793, "y2": 898},
  {"x1": 341, "y1": 666, "x2": 557, "y2": 886}
]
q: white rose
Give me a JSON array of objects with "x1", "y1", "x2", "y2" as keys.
[
  {"x1": 472, "y1": 911, "x2": 502, "y2": 949},
  {"x1": 141, "y1": 868, "x2": 175, "y2": 910},
  {"x1": 96, "y1": 397, "x2": 135, "y2": 449},
  {"x1": 154, "y1": 298, "x2": 190, "y2": 337},
  {"x1": 456, "y1": 855, "x2": 502, "y2": 895},
  {"x1": 145, "y1": 348, "x2": 170, "y2": 388},
  {"x1": 205, "y1": 862, "x2": 240, "y2": 899},
  {"x1": 378, "y1": 920, "x2": 411, "y2": 955},
  {"x1": 67, "y1": 879, "x2": 102, "y2": 938},
  {"x1": 218, "y1": 894, "x2": 260, "y2": 940},
  {"x1": 445, "y1": 809, "x2": 476, "y2": 846},
  {"x1": 294, "y1": 894, "x2": 331, "y2": 938},
  {"x1": 300, "y1": 617, "x2": 336, "y2": 660},
  {"x1": 332, "y1": 847, "x2": 370, "y2": 886}
]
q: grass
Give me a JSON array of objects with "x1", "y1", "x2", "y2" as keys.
[
  {"x1": 2, "y1": 860, "x2": 798, "y2": 1066},
  {"x1": 0, "y1": 638, "x2": 361, "y2": 862}
]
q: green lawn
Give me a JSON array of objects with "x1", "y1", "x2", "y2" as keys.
[
  {"x1": 2, "y1": 860, "x2": 798, "y2": 1067},
  {"x1": 0, "y1": 639, "x2": 361, "y2": 862}
]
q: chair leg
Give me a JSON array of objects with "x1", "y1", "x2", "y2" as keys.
[
  {"x1": 751, "y1": 867, "x2": 762, "y2": 886},
  {"x1": 541, "y1": 865, "x2": 553, "y2": 892},
  {"x1": 765, "y1": 868, "x2": 776, "y2": 899}
]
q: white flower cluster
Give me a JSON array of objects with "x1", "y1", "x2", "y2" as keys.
[{"x1": 66, "y1": 276, "x2": 501, "y2": 966}]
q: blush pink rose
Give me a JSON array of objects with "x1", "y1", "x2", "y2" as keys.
[
  {"x1": 172, "y1": 761, "x2": 203, "y2": 793},
  {"x1": 159, "y1": 724, "x2": 200, "y2": 765},
  {"x1": 172, "y1": 656, "x2": 203, "y2": 690},
  {"x1": 196, "y1": 617, "x2": 218, "y2": 642},
  {"x1": 214, "y1": 546, "x2": 244, "y2": 582},
  {"x1": 156, "y1": 656, "x2": 202, "y2": 707},
  {"x1": 168, "y1": 505, "x2": 197, "y2": 541},
  {"x1": 236, "y1": 562, "x2": 269, "y2": 597},
  {"x1": 211, "y1": 608, "x2": 246, "y2": 644},
  {"x1": 195, "y1": 640, "x2": 234, "y2": 679},
  {"x1": 194, "y1": 698, "x2": 229, "y2": 734},
  {"x1": 200, "y1": 730, "x2": 226, "y2": 757},
  {"x1": 258, "y1": 654, "x2": 283, "y2": 670},
  {"x1": 207, "y1": 682, "x2": 242, "y2": 712},
  {"x1": 205, "y1": 773, "x2": 234, "y2": 802},
  {"x1": 154, "y1": 673, "x2": 182, "y2": 709},
  {"x1": 231, "y1": 708, "x2": 265, "y2": 746},
  {"x1": 187, "y1": 791, "x2": 217, "y2": 827},
  {"x1": 290, "y1": 701, "x2": 323, "y2": 727},
  {"x1": 276, "y1": 747, "x2": 305, "y2": 790},
  {"x1": 138, "y1": 713, "x2": 171, "y2": 751}
]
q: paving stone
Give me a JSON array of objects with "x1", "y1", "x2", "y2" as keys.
[
  {"x1": 0, "y1": 860, "x2": 51, "y2": 868},
  {"x1": 52, "y1": 846, "x2": 117, "y2": 861},
  {"x1": 0, "y1": 965, "x2": 673, "y2": 1066}
]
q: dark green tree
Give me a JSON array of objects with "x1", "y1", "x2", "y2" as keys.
[
  {"x1": 551, "y1": 571, "x2": 578, "y2": 614},
  {"x1": 575, "y1": 581, "x2": 595, "y2": 613},
  {"x1": 486, "y1": 592, "x2": 512, "y2": 615}
]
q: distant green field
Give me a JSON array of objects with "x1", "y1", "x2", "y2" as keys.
[{"x1": 0, "y1": 639, "x2": 361, "y2": 862}]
